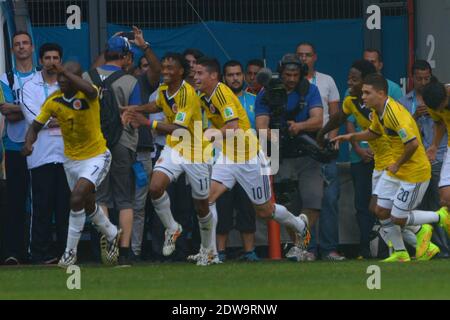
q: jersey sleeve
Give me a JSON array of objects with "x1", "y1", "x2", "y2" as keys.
[
  {"x1": 216, "y1": 88, "x2": 239, "y2": 123},
  {"x1": 173, "y1": 88, "x2": 196, "y2": 128},
  {"x1": 385, "y1": 106, "x2": 417, "y2": 144},
  {"x1": 35, "y1": 99, "x2": 54, "y2": 125},
  {"x1": 427, "y1": 108, "x2": 443, "y2": 123},
  {"x1": 342, "y1": 97, "x2": 353, "y2": 115}
]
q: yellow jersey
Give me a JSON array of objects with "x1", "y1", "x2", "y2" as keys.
[
  {"x1": 35, "y1": 89, "x2": 107, "y2": 161},
  {"x1": 342, "y1": 96, "x2": 392, "y2": 171},
  {"x1": 200, "y1": 82, "x2": 259, "y2": 162},
  {"x1": 369, "y1": 97, "x2": 431, "y2": 183},
  {"x1": 428, "y1": 107, "x2": 450, "y2": 147},
  {"x1": 156, "y1": 81, "x2": 205, "y2": 162}
]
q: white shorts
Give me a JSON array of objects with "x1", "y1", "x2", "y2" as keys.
[
  {"x1": 371, "y1": 169, "x2": 383, "y2": 196},
  {"x1": 375, "y1": 171, "x2": 429, "y2": 219},
  {"x1": 64, "y1": 150, "x2": 112, "y2": 191},
  {"x1": 439, "y1": 147, "x2": 450, "y2": 188},
  {"x1": 154, "y1": 146, "x2": 210, "y2": 200},
  {"x1": 211, "y1": 151, "x2": 272, "y2": 205}
]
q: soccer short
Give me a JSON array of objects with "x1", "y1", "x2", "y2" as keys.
[
  {"x1": 153, "y1": 146, "x2": 210, "y2": 200},
  {"x1": 439, "y1": 147, "x2": 450, "y2": 188},
  {"x1": 212, "y1": 151, "x2": 272, "y2": 206},
  {"x1": 64, "y1": 149, "x2": 111, "y2": 191},
  {"x1": 375, "y1": 171, "x2": 429, "y2": 219},
  {"x1": 371, "y1": 169, "x2": 384, "y2": 196}
]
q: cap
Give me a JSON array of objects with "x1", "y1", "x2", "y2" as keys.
[{"x1": 106, "y1": 36, "x2": 131, "y2": 54}]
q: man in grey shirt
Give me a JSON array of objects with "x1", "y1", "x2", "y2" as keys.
[{"x1": 83, "y1": 36, "x2": 142, "y2": 266}]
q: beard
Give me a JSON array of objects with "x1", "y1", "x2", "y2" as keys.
[{"x1": 230, "y1": 83, "x2": 244, "y2": 94}]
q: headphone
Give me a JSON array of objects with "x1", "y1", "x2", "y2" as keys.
[{"x1": 277, "y1": 53, "x2": 309, "y2": 77}]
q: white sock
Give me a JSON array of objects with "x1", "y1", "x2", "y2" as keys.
[
  {"x1": 380, "y1": 218, "x2": 406, "y2": 251},
  {"x1": 407, "y1": 210, "x2": 440, "y2": 225},
  {"x1": 401, "y1": 228, "x2": 417, "y2": 248},
  {"x1": 152, "y1": 191, "x2": 178, "y2": 231},
  {"x1": 272, "y1": 204, "x2": 305, "y2": 233},
  {"x1": 66, "y1": 209, "x2": 86, "y2": 252},
  {"x1": 89, "y1": 204, "x2": 118, "y2": 242},
  {"x1": 198, "y1": 205, "x2": 217, "y2": 254},
  {"x1": 209, "y1": 203, "x2": 218, "y2": 254}
]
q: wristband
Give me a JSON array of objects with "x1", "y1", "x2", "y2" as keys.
[{"x1": 152, "y1": 120, "x2": 158, "y2": 130}]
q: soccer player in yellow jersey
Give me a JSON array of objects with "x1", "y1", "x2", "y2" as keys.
[
  {"x1": 317, "y1": 61, "x2": 435, "y2": 259},
  {"x1": 22, "y1": 62, "x2": 121, "y2": 267},
  {"x1": 189, "y1": 57, "x2": 311, "y2": 264},
  {"x1": 333, "y1": 74, "x2": 448, "y2": 262},
  {"x1": 122, "y1": 53, "x2": 214, "y2": 264},
  {"x1": 423, "y1": 81, "x2": 450, "y2": 229}
]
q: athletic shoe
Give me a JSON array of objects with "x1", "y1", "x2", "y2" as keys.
[
  {"x1": 437, "y1": 207, "x2": 450, "y2": 237},
  {"x1": 381, "y1": 250, "x2": 411, "y2": 262},
  {"x1": 415, "y1": 224, "x2": 433, "y2": 259},
  {"x1": 187, "y1": 247, "x2": 207, "y2": 263},
  {"x1": 58, "y1": 249, "x2": 77, "y2": 268},
  {"x1": 304, "y1": 251, "x2": 317, "y2": 262},
  {"x1": 162, "y1": 224, "x2": 183, "y2": 256},
  {"x1": 196, "y1": 249, "x2": 222, "y2": 266},
  {"x1": 3, "y1": 257, "x2": 20, "y2": 265},
  {"x1": 417, "y1": 242, "x2": 440, "y2": 261},
  {"x1": 296, "y1": 214, "x2": 311, "y2": 250},
  {"x1": 238, "y1": 250, "x2": 261, "y2": 262},
  {"x1": 323, "y1": 251, "x2": 346, "y2": 261},
  {"x1": 286, "y1": 246, "x2": 306, "y2": 262},
  {"x1": 218, "y1": 251, "x2": 226, "y2": 262},
  {"x1": 116, "y1": 255, "x2": 132, "y2": 268},
  {"x1": 101, "y1": 228, "x2": 122, "y2": 265}
]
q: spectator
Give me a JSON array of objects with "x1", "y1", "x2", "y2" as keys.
[
  {"x1": 255, "y1": 53, "x2": 323, "y2": 262},
  {"x1": 217, "y1": 60, "x2": 259, "y2": 262},
  {"x1": 296, "y1": 42, "x2": 344, "y2": 261},
  {"x1": 363, "y1": 49, "x2": 403, "y2": 100},
  {"x1": 0, "y1": 31, "x2": 36, "y2": 265},
  {"x1": 183, "y1": 48, "x2": 204, "y2": 88},
  {"x1": 20, "y1": 43, "x2": 70, "y2": 264},
  {"x1": 83, "y1": 36, "x2": 142, "y2": 266},
  {"x1": 128, "y1": 27, "x2": 161, "y2": 261},
  {"x1": 245, "y1": 59, "x2": 264, "y2": 95}
]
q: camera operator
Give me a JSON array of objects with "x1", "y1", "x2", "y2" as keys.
[{"x1": 255, "y1": 53, "x2": 324, "y2": 261}]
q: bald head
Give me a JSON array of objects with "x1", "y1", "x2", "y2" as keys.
[{"x1": 64, "y1": 61, "x2": 82, "y2": 76}]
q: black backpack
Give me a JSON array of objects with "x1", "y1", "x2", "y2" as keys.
[{"x1": 88, "y1": 68, "x2": 126, "y2": 148}]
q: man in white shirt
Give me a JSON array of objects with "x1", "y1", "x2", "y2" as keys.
[
  {"x1": 20, "y1": 43, "x2": 70, "y2": 264},
  {"x1": 296, "y1": 42, "x2": 344, "y2": 261}
]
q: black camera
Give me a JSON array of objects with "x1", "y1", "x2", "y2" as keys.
[{"x1": 257, "y1": 61, "x2": 338, "y2": 163}]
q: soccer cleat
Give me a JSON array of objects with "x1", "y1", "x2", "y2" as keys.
[
  {"x1": 415, "y1": 224, "x2": 433, "y2": 259},
  {"x1": 196, "y1": 249, "x2": 222, "y2": 266},
  {"x1": 238, "y1": 250, "x2": 261, "y2": 262},
  {"x1": 437, "y1": 207, "x2": 450, "y2": 237},
  {"x1": 101, "y1": 228, "x2": 122, "y2": 265},
  {"x1": 323, "y1": 251, "x2": 346, "y2": 261},
  {"x1": 4, "y1": 257, "x2": 20, "y2": 265},
  {"x1": 187, "y1": 247, "x2": 207, "y2": 263},
  {"x1": 58, "y1": 249, "x2": 77, "y2": 268},
  {"x1": 285, "y1": 246, "x2": 306, "y2": 262},
  {"x1": 417, "y1": 242, "x2": 440, "y2": 261},
  {"x1": 218, "y1": 251, "x2": 227, "y2": 263},
  {"x1": 381, "y1": 250, "x2": 411, "y2": 262},
  {"x1": 296, "y1": 214, "x2": 311, "y2": 250},
  {"x1": 162, "y1": 224, "x2": 183, "y2": 256}
]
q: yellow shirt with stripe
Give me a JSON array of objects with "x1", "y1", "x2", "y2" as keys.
[
  {"x1": 428, "y1": 107, "x2": 450, "y2": 147},
  {"x1": 342, "y1": 96, "x2": 392, "y2": 171},
  {"x1": 156, "y1": 81, "x2": 205, "y2": 162},
  {"x1": 369, "y1": 97, "x2": 431, "y2": 183},
  {"x1": 200, "y1": 82, "x2": 259, "y2": 162},
  {"x1": 35, "y1": 89, "x2": 107, "y2": 161}
]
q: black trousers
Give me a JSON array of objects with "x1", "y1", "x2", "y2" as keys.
[
  {"x1": 29, "y1": 163, "x2": 70, "y2": 262},
  {"x1": 2, "y1": 150, "x2": 29, "y2": 261}
]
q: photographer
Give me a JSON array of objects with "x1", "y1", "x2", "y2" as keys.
[{"x1": 255, "y1": 53, "x2": 324, "y2": 261}]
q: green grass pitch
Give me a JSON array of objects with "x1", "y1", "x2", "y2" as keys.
[{"x1": 1, "y1": 259, "x2": 450, "y2": 299}]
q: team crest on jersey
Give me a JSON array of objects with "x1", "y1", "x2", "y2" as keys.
[
  {"x1": 209, "y1": 104, "x2": 216, "y2": 114},
  {"x1": 73, "y1": 99, "x2": 82, "y2": 110},
  {"x1": 369, "y1": 112, "x2": 374, "y2": 121},
  {"x1": 172, "y1": 103, "x2": 178, "y2": 113}
]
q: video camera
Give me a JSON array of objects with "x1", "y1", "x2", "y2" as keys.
[{"x1": 256, "y1": 56, "x2": 338, "y2": 163}]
